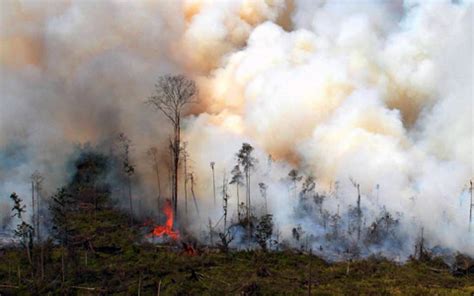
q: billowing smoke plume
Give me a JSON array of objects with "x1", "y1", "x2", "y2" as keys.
[{"x1": 0, "y1": 0, "x2": 472, "y2": 258}]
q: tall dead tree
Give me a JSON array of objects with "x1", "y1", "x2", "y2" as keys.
[
  {"x1": 230, "y1": 165, "x2": 243, "y2": 221},
  {"x1": 189, "y1": 172, "x2": 200, "y2": 216},
  {"x1": 147, "y1": 75, "x2": 197, "y2": 219},
  {"x1": 221, "y1": 172, "x2": 229, "y2": 231},
  {"x1": 31, "y1": 171, "x2": 43, "y2": 242},
  {"x1": 182, "y1": 142, "x2": 189, "y2": 216},
  {"x1": 31, "y1": 171, "x2": 45, "y2": 281},
  {"x1": 210, "y1": 162, "x2": 216, "y2": 206},
  {"x1": 236, "y1": 143, "x2": 256, "y2": 225}
]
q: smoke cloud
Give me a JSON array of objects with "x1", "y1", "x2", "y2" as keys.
[{"x1": 0, "y1": 0, "x2": 472, "y2": 258}]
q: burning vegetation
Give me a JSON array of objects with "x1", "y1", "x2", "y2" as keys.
[
  {"x1": 1, "y1": 72, "x2": 473, "y2": 294},
  {"x1": 1, "y1": 137, "x2": 472, "y2": 294},
  {"x1": 149, "y1": 199, "x2": 180, "y2": 241},
  {"x1": 0, "y1": 0, "x2": 473, "y2": 294}
]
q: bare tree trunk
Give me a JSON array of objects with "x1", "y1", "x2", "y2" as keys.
[
  {"x1": 167, "y1": 150, "x2": 173, "y2": 203},
  {"x1": 36, "y1": 190, "x2": 40, "y2": 242},
  {"x1": 190, "y1": 174, "x2": 200, "y2": 216},
  {"x1": 223, "y1": 174, "x2": 227, "y2": 231},
  {"x1": 236, "y1": 185, "x2": 240, "y2": 222},
  {"x1": 211, "y1": 164, "x2": 216, "y2": 206},
  {"x1": 173, "y1": 152, "x2": 179, "y2": 219},
  {"x1": 173, "y1": 122, "x2": 180, "y2": 219},
  {"x1": 25, "y1": 241, "x2": 32, "y2": 267}
]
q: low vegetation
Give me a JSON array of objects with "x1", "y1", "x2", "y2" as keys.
[
  {"x1": 0, "y1": 82, "x2": 472, "y2": 294},
  {"x1": 1, "y1": 244, "x2": 473, "y2": 295}
]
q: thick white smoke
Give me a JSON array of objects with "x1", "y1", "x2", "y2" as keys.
[
  {"x1": 0, "y1": 0, "x2": 472, "y2": 258},
  {"x1": 185, "y1": 0, "x2": 473, "y2": 257}
]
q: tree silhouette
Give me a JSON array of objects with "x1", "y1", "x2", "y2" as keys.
[
  {"x1": 288, "y1": 169, "x2": 302, "y2": 199},
  {"x1": 236, "y1": 143, "x2": 257, "y2": 224},
  {"x1": 230, "y1": 165, "x2": 244, "y2": 221},
  {"x1": 147, "y1": 75, "x2": 197, "y2": 219},
  {"x1": 210, "y1": 161, "x2": 216, "y2": 206},
  {"x1": 10, "y1": 193, "x2": 33, "y2": 265}
]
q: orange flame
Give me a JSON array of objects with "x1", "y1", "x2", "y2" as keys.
[{"x1": 150, "y1": 199, "x2": 180, "y2": 240}]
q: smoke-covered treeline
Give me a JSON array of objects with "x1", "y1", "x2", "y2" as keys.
[{"x1": 0, "y1": 0, "x2": 473, "y2": 259}]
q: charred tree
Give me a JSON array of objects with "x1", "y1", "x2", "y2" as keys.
[
  {"x1": 210, "y1": 162, "x2": 216, "y2": 206},
  {"x1": 147, "y1": 75, "x2": 197, "y2": 219},
  {"x1": 189, "y1": 172, "x2": 200, "y2": 216}
]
